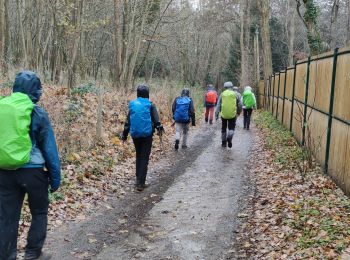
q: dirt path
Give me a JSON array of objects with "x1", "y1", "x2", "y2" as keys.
[{"x1": 46, "y1": 118, "x2": 255, "y2": 260}]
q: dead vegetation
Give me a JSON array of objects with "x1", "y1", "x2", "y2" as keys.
[{"x1": 235, "y1": 111, "x2": 350, "y2": 259}]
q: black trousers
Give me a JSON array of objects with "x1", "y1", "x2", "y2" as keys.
[
  {"x1": 133, "y1": 137, "x2": 153, "y2": 186},
  {"x1": 221, "y1": 117, "x2": 237, "y2": 142},
  {"x1": 243, "y1": 108, "x2": 253, "y2": 129},
  {"x1": 0, "y1": 168, "x2": 49, "y2": 260}
]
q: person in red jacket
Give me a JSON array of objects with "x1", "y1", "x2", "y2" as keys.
[{"x1": 203, "y1": 84, "x2": 218, "y2": 124}]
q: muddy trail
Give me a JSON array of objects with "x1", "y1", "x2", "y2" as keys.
[{"x1": 45, "y1": 118, "x2": 255, "y2": 260}]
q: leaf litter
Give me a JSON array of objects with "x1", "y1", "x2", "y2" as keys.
[
  {"x1": 233, "y1": 111, "x2": 350, "y2": 259},
  {"x1": 0, "y1": 83, "x2": 180, "y2": 253}
]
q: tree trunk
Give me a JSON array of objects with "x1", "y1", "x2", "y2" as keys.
[
  {"x1": 16, "y1": 0, "x2": 28, "y2": 68},
  {"x1": 296, "y1": 0, "x2": 321, "y2": 55},
  {"x1": 67, "y1": 0, "x2": 84, "y2": 95},
  {"x1": 113, "y1": 0, "x2": 121, "y2": 87},
  {"x1": 254, "y1": 27, "x2": 260, "y2": 85},
  {"x1": 330, "y1": 0, "x2": 340, "y2": 49},
  {"x1": 288, "y1": 0, "x2": 296, "y2": 66},
  {"x1": 259, "y1": 0, "x2": 273, "y2": 102},
  {"x1": 25, "y1": 0, "x2": 34, "y2": 68},
  {"x1": 240, "y1": 0, "x2": 251, "y2": 86}
]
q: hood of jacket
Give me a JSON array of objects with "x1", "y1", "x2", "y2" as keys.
[{"x1": 13, "y1": 71, "x2": 42, "y2": 103}]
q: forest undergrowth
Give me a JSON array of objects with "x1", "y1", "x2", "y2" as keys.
[
  {"x1": 235, "y1": 111, "x2": 350, "y2": 259},
  {"x1": 0, "y1": 78, "x2": 204, "y2": 251}
]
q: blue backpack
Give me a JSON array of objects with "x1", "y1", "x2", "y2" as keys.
[
  {"x1": 129, "y1": 98, "x2": 153, "y2": 138},
  {"x1": 174, "y1": 97, "x2": 191, "y2": 123}
]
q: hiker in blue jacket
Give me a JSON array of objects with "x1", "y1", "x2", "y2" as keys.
[
  {"x1": 0, "y1": 71, "x2": 61, "y2": 260},
  {"x1": 172, "y1": 88, "x2": 196, "y2": 150},
  {"x1": 122, "y1": 85, "x2": 164, "y2": 191}
]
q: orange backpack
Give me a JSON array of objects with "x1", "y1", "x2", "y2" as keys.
[{"x1": 206, "y1": 91, "x2": 217, "y2": 104}]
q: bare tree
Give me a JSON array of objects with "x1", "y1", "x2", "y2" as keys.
[
  {"x1": 295, "y1": 0, "x2": 322, "y2": 55},
  {"x1": 259, "y1": 0, "x2": 273, "y2": 94},
  {"x1": 287, "y1": 0, "x2": 296, "y2": 65},
  {"x1": 330, "y1": 0, "x2": 340, "y2": 49},
  {"x1": 240, "y1": 0, "x2": 252, "y2": 86}
]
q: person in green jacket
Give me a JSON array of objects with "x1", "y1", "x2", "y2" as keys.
[
  {"x1": 215, "y1": 82, "x2": 242, "y2": 148},
  {"x1": 242, "y1": 86, "x2": 257, "y2": 130}
]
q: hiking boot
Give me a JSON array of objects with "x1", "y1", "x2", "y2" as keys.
[
  {"x1": 209, "y1": 120, "x2": 213, "y2": 125},
  {"x1": 205, "y1": 118, "x2": 208, "y2": 123},
  {"x1": 222, "y1": 141, "x2": 227, "y2": 148},
  {"x1": 227, "y1": 139, "x2": 232, "y2": 148},
  {"x1": 175, "y1": 140, "x2": 179, "y2": 150},
  {"x1": 25, "y1": 252, "x2": 52, "y2": 260},
  {"x1": 182, "y1": 145, "x2": 188, "y2": 149},
  {"x1": 136, "y1": 184, "x2": 144, "y2": 191}
]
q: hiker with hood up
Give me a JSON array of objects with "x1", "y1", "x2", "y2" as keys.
[
  {"x1": 203, "y1": 84, "x2": 217, "y2": 124},
  {"x1": 215, "y1": 81, "x2": 242, "y2": 148},
  {"x1": 242, "y1": 86, "x2": 257, "y2": 130},
  {"x1": 122, "y1": 85, "x2": 164, "y2": 191},
  {"x1": 172, "y1": 88, "x2": 196, "y2": 150},
  {"x1": 0, "y1": 71, "x2": 61, "y2": 260}
]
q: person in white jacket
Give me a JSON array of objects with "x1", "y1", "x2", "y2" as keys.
[{"x1": 241, "y1": 86, "x2": 257, "y2": 130}]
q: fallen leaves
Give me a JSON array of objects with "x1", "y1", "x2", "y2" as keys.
[
  {"x1": 234, "y1": 111, "x2": 350, "y2": 259},
  {"x1": 9, "y1": 84, "x2": 177, "y2": 252}
]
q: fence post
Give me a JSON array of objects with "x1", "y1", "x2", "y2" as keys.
[
  {"x1": 266, "y1": 78, "x2": 270, "y2": 110},
  {"x1": 272, "y1": 74, "x2": 275, "y2": 115},
  {"x1": 269, "y1": 75, "x2": 272, "y2": 111},
  {"x1": 282, "y1": 68, "x2": 288, "y2": 125},
  {"x1": 325, "y1": 48, "x2": 339, "y2": 174},
  {"x1": 263, "y1": 78, "x2": 267, "y2": 110},
  {"x1": 276, "y1": 72, "x2": 281, "y2": 119},
  {"x1": 290, "y1": 62, "x2": 298, "y2": 132},
  {"x1": 302, "y1": 57, "x2": 311, "y2": 146}
]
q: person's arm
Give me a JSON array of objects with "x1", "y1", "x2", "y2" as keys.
[
  {"x1": 190, "y1": 99, "x2": 196, "y2": 126},
  {"x1": 122, "y1": 111, "x2": 130, "y2": 140},
  {"x1": 35, "y1": 107, "x2": 61, "y2": 192},
  {"x1": 215, "y1": 94, "x2": 222, "y2": 119},
  {"x1": 172, "y1": 98, "x2": 177, "y2": 118},
  {"x1": 203, "y1": 93, "x2": 207, "y2": 107},
  {"x1": 237, "y1": 95, "x2": 243, "y2": 115},
  {"x1": 151, "y1": 103, "x2": 164, "y2": 133}
]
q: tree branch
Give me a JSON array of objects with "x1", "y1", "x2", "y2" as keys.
[
  {"x1": 295, "y1": 0, "x2": 307, "y2": 27},
  {"x1": 135, "y1": 0, "x2": 174, "y2": 77}
]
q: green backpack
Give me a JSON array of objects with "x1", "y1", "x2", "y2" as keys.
[
  {"x1": 221, "y1": 89, "x2": 237, "y2": 119},
  {"x1": 0, "y1": 93, "x2": 34, "y2": 170},
  {"x1": 243, "y1": 89, "x2": 256, "y2": 109}
]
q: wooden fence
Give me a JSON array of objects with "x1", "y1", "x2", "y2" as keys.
[{"x1": 258, "y1": 46, "x2": 350, "y2": 194}]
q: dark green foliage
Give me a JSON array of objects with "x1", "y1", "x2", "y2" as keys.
[
  {"x1": 303, "y1": 0, "x2": 322, "y2": 55},
  {"x1": 204, "y1": 73, "x2": 214, "y2": 86},
  {"x1": 72, "y1": 82, "x2": 98, "y2": 96},
  {"x1": 147, "y1": 0, "x2": 161, "y2": 24},
  {"x1": 269, "y1": 17, "x2": 289, "y2": 72},
  {"x1": 136, "y1": 57, "x2": 170, "y2": 79}
]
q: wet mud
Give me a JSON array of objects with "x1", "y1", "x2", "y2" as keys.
[{"x1": 47, "y1": 118, "x2": 254, "y2": 260}]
